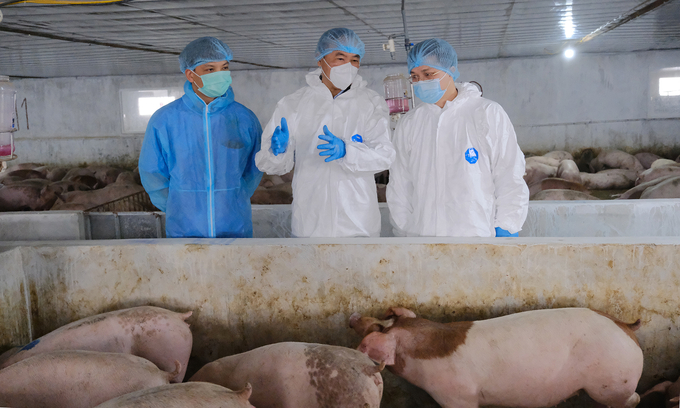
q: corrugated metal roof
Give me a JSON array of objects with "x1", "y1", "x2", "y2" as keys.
[{"x1": 0, "y1": 0, "x2": 678, "y2": 78}]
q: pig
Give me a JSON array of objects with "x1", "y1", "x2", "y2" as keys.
[
  {"x1": 91, "y1": 166, "x2": 124, "y2": 187},
  {"x1": 46, "y1": 180, "x2": 92, "y2": 195},
  {"x1": 580, "y1": 169, "x2": 637, "y2": 190},
  {"x1": 65, "y1": 174, "x2": 100, "y2": 189},
  {"x1": 523, "y1": 162, "x2": 557, "y2": 186},
  {"x1": 259, "y1": 174, "x2": 285, "y2": 188},
  {"x1": 528, "y1": 178, "x2": 587, "y2": 197},
  {"x1": 5, "y1": 162, "x2": 43, "y2": 171},
  {"x1": 556, "y1": 159, "x2": 581, "y2": 183},
  {"x1": 590, "y1": 150, "x2": 644, "y2": 173},
  {"x1": 350, "y1": 307, "x2": 643, "y2": 408},
  {"x1": 636, "y1": 166, "x2": 680, "y2": 185},
  {"x1": 0, "y1": 183, "x2": 58, "y2": 211},
  {"x1": 250, "y1": 185, "x2": 293, "y2": 205},
  {"x1": 0, "y1": 175, "x2": 24, "y2": 184},
  {"x1": 616, "y1": 175, "x2": 676, "y2": 199},
  {"x1": 543, "y1": 150, "x2": 573, "y2": 161},
  {"x1": 46, "y1": 167, "x2": 69, "y2": 182},
  {"x1": 0, "y1": 306, "x2": 193, "y2": 382},
  {"x1": 0, "y1": 168, "x2": 45, "y2": 181},
  {"x1": 531, "y1": 189, "x2": 599, "y2": 200},
  {"x1": 189, "y1": 342, "x2": 384, "y2": 408},
  {"x1": 115, "y1": 171, "x2": 139, "y2": 185},
  {"x1": 51, "y1": 182, "x2": 145, "y2": 211},
  {"x1": 651, "y1": 159, "x2": 680, "y2": 169},
  {"x1": 635, "y1": 152, "x2": 662, "y2": 170},
  {"x1": 64, "y1": 167, "x2": 96, "y2": 180},
  {"x1": 11, "y1": 178, "x2": 51, "y2": 188},
  {"x1": 280, "y1": 169, "x2": 294, "y2": 183},
  {"x1": 574, "y1": 148, "x2": 596, "y2": 172},
  {"x1": 525, "y1": 156, "x2": 561, "y2": 168},
  {"x1": 0, "y1": 350, "x2": 179, "y2": 408},
  {"x1": 93, "y1": 382, "x2": 255, "y2": 408},
  {"x1": 637, "y1": 380, "x2": 673, "y2": 408},
  {"x1": 640, "y1": 176, "x2": 680, "y2": 199}
]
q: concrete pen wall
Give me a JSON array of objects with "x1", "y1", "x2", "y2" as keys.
[
  {"x1": 1, "y1": 237, "x2": 680, "y2": 407},
  {"x1": 8, "y1": 48, "x2": 680, "y2": 166}
]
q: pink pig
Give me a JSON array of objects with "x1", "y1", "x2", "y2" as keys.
[
  {"x1": 0, "y1": 350, "x2": 180, "y2": 408},
  {"x1": 0, "y1": 306, "x2": 193, "y2": 382},
  {"x1": 93, "y1": 382, "x2": 255, "y2": 408},
  {"x1": 190, "y1": 342, "x2": 384, "y2": 408},
  {"x1": 350, "y1": 307, "x2": 643, "y2": 408}
]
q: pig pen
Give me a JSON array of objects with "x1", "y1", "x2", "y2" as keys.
[{"x1": 1, "y1": 236, "x2": 680, "y2": 407}]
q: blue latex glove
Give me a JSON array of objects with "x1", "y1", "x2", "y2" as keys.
[
  {"x1": 495, "y1": 227, "x2": 518, "y2": 237},
  {"x1": 317, "y1": 125, "x2": 346, "y2": 162},
  {"x1": 271, "y1": 117, "x2": 289, "y2": 156}
]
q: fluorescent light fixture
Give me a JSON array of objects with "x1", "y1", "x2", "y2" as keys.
[
  {"x1": 138, "y1": 96, "x2": 176, "y2": 116},
  {"x1": 564, "y1": 49, "x2": 575, "y2": 58},
  {"x1": 659, "y1": 77, "x2": 680, "y2": 96},
  {"x1": 561, "y1": 1, "x2": 575, "y2": 39}
]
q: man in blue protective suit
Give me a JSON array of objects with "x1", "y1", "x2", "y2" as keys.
[
  {"x1": 139, "y1": 37, "x2": 263, "y2": 238},
  {"x1": 387, "y1": 38, "x2": 529, "y2": 237}
]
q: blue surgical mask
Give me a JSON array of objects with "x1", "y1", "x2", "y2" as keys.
[
  {"x1": 414, "y1": 77, "x2": 449, "y2": 104},
  {"x1": 191, "y1": 70, "x2": 232, "y2": 98}
]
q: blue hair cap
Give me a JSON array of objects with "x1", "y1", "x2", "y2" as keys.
[
  {"x1": 315, "y1": 28, "x2": 366, "y2": 61},
  {"x1": 407, "y1": 38, "x2": 460, "y2": 80},
  {"x1": 179, "y1": 37, "x2": 233, "y2": 73}
]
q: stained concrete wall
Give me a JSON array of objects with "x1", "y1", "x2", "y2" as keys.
[
  {"x1": 1, "y1": 237, "x2": 680, "y2": 406},
  {"x1": 8, "y1": 49, "x2": 680, "y2": 166},
  {"x1": 0, "y1": 247, "x2": 30, "y2": 349}
]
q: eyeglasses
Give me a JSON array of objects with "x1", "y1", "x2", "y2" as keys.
[{"x1": 408, "y1": 70, "x2": 443, "y2": 84}]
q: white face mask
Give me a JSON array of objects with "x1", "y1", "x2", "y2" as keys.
[{"x1": 322, "y1": 59, "x2": 358, "y2": 90}]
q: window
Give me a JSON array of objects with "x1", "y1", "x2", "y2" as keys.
[
  {"x1": 659, "y1": 77, "x2": 680, "y2": 97},
  {"x1": 648, "y1": 67, "x2": 680, "y2": 119},
  {"x1": 120, "y1": 88, "x2": 183, "y2": 134},
  {"x1": 138, "y1": 96, "x2": 177, "y2": 116}
]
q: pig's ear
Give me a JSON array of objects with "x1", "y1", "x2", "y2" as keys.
[
  {"x1": 383, "y1": 307, "x2": 417, "y2": 319},
  {"x1": 350, "y1": 314, "x2": 392, "y2": 337},
  {"x1": 237, "y1": 382, "x2": 253, "y2": 401},
  {"x1": 360, "y1": 332, "x2": 397, "y2": 366}
]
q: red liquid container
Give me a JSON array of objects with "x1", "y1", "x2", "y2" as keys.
[
  {"x1": 383, "y1": 74, "x2": 411, "y2": 115},
  {"x1": 0, "y1": 144, "x2": 13, "y2": 157}
]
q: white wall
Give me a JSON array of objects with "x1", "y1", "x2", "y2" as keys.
[{"x1": 9, "y1": 49, "x2": 680, "y2": 167}]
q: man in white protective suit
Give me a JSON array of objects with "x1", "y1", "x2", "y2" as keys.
[
  {"x1": 387, "y1": 38, "x2": 529, "y2": 237},
  {"x1": 255, "y1": 28, "x2": 395, "y2": 238}
]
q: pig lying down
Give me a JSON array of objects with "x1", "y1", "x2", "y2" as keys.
[
  {"x1": 0, "y1": 350, "x2": 179, "y2": 408},
  {"x1": 0, "y1": 306, "x2": 193, "y2": 382},
  {"x1": 190, "y1": 341, "x2": 384, "y2": 408},
  {"x1": 93, "y1": 382, "x2": 255, "y2": 408},
  {"x1": 350, "y1": 307, "x2": 643, "y2": 408}
]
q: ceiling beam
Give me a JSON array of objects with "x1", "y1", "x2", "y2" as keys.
[
  {"x1": 0, "y1": 24, "x2": 285, "y2": 69},
  {"x1": 578, "y1": 0, "x2": 676, "y2": 44}
]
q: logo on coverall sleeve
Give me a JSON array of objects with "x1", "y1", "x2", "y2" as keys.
[{"x1": 465, "y1": 147, "x2": 479, "y2": 164}]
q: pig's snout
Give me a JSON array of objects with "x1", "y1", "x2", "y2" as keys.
[{"x1": 349, "y1": 312, "x2": 362, "y2": 328}]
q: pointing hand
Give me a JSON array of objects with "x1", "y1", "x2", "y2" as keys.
[{"x1": 317, "y1": 125, "x2": 346, "y2": 162}]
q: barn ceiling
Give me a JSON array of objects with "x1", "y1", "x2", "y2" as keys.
[{"x1": 0, "y1": 0, "x2": 679, "y2": 78}]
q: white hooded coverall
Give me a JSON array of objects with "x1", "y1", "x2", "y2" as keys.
[
  {"x1": 255, "y1": 69, "x2": 395, "y2": 238},
  {"x1": 387, "y1": 82, "x2": 529, "y2": 237}
]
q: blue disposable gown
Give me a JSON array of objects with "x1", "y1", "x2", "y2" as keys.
[{"x1": 139, "y1": 81, "x2": 263, "y2": 238}]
